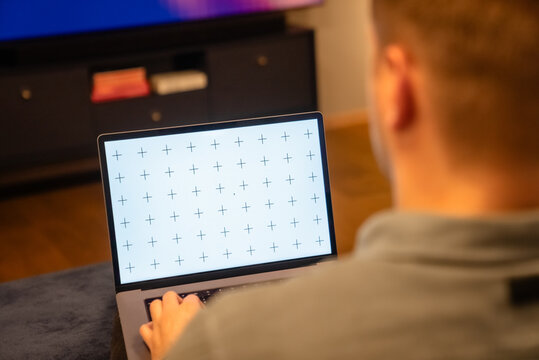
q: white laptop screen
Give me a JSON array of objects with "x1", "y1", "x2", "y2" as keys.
[{"x1": 101, "y1": 115, "x2": 334, "y2": 285}]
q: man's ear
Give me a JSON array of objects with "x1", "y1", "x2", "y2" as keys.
[{"x1": 383, "y1": 45, "x2": 416, "y2": 131}]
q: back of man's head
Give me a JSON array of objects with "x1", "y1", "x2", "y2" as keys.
[{"x1": 372, "y1": 0, "x2": 539, "y2": 165}]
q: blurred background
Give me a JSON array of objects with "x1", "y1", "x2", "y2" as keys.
[{"x1": 0, "y1": 0, "x2": 389, "y2": 283}]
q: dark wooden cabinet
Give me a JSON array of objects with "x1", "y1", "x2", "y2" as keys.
[
  {"x1": 0, "y1": 67, "x2": 94, "y2": 168},
  {"x1": 0, "y1": 28, "x2": 317, "y2": 186},
  {"x1": 207, "y1": 33, "x2": 317, "y2": 120}
]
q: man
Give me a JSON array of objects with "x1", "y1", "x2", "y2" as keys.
[{"x1": 139, "y1": 1, "x2": 539, "y2": 359}]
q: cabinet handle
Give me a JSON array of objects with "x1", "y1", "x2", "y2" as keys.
[
  {"x1": 256, "y1": 55, "x2": 269, "y2": 67},
  {"x1": 21, "y1": 88, "x2": 32, "y2": 101},
  {"x1": 151, "y1": 111, "x2": 162, "y2": 122}
]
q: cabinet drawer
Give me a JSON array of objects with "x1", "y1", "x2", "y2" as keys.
[
  {"x1": 207, "y1": 31, "x2": 317, "y2": 120},
  {"x1": 0, "y1": 67, "x2": 93, "y2": 168},
  {"x1": 93, "y1": 90, "x2": 209, "y2": 134}
]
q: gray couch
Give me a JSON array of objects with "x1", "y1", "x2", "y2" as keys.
[{"x1": 0, "y1": 263, "x2": 117, "y2": 359}]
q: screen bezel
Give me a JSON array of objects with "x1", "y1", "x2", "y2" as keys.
[{"x1": 98, "y1": 111, "x2": 336, "y2": 293}]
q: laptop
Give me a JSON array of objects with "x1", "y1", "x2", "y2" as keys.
[{"x1": 98, "y1": 111, "x2": 337, "y2": 360}]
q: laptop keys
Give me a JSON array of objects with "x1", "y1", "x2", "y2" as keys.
[
  {"x1": 144, "y1": 281, "x2": 274, "y2": 320},
  {"x1": 144, "y1": 287, "x2": 222, "y2": 320}
]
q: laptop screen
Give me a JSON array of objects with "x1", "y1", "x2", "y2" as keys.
[{"x1": 99, "y1": 113, "x2": 336, "y2": 287}]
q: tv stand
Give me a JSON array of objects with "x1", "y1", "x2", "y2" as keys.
[{"x1": 0, "y1": 26, "x2": 317, "y2": 189}]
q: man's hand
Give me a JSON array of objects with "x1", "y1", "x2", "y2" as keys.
[{"x1": 140, "y1": 291, "x2": 204, "y2": 360}]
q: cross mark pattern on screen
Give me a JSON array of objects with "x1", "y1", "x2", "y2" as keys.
[{"x1": 104, "y1": 119, "x2": 332, "y2": 284}]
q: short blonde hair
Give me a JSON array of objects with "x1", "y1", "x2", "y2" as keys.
[{"x1": 372, "y1": 0, "x2": 539, "y2": 163}]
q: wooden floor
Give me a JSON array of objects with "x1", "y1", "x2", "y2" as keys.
[{"x1": 0, "y1": 112, "x2": 391, "y2": 282}]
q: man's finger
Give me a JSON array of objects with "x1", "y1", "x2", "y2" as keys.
[
  {"x1": 183, "y1": 294, "x2": 204, "y2": 310},
  {"x1": 149, "y1": 298, "x2": 163, "y2": 321},
  {"x1": 183, "y1": 294, "x2": 202, "y2": 303},
  {"x1": 139, "y1": 322, "x2": 153, "y2": 346},
  {"x1": 162, "y1": 291, "x2": 182, "y2": 313}
]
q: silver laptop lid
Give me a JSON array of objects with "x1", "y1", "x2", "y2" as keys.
[{"x1": 98, "y1": 112, "x2": 337, "y2": 292}]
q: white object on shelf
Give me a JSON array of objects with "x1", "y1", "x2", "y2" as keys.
[{"x1": 150, "y1": 70, "x2": 208, "y2": 95}]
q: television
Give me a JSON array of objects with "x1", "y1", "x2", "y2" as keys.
[{"x1": 0, "y1": 0, "x2": 322, "y2": 43}]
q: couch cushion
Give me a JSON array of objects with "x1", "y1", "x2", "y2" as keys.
[{"x1": 0, "y1": 262, "x2": 115, "y2": 359}]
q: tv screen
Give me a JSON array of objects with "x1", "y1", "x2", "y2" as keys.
[{"x1": 0, "y1": 0, "x2": 322, "y2": 42}]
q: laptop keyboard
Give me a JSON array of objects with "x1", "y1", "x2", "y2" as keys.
[{"x1": 144, "y1": 284, "x2": 247, "y2": 321}]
